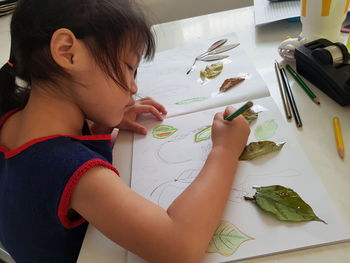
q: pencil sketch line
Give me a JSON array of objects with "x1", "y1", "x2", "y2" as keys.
[{"x1": 150, "y1": 180, "x2": 175, "y2": 197}]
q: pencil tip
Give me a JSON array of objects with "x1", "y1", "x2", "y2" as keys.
[
  {"x1": 338, "y1": 149, "x2": 345, "y2": 160},
  {"x1": 313, "y1": 98, "x2": 320, "y2": 105}
]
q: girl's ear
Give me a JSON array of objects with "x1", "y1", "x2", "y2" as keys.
[{"x1": 50, "y1": 28, "x2": 78, "y2": 70}]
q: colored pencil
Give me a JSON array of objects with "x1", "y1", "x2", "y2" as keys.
[
  {"x1": 333, "y1": 117, "x2": 345, "y2": 159},
  {"x1": 286, "y1": 64, "x2": 320, "y2": 105},
  {"x1": 275, "y1": 61, "x2": 292, "y2": 119},
  {"x1": 280, "y1": 67, "x2": 303, "y2": 128},
  {"x1": 225, "y1": 101, "x2": 253, "y2": 121}
]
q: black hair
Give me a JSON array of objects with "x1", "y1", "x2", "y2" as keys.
[{"x1": 0, "y1": 0, "x2": 155, "y2": 116}]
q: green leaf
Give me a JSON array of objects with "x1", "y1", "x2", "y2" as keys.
[
  {"x1": 245, "y1": 185, "x2": 326, "y2": 223},
  {"x1": 206, "y1": 220, "x2": 253, "y2": 256},
  {"x1": 152, "y1": 125, "x2": 178, "y2": 139},
  {"x1": 242, "y1": 109, "x2": 259, "y2": 124},
  {"x1": 239, "y1": 141, "x2": 285, "y2": 161},
  {"x1": 200, "y1": 62, "x2": 224, "y2": 80}
]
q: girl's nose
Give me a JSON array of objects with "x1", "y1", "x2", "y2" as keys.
[{"x1": 130, "y1": 78, "x2": 138, "y2": 95}]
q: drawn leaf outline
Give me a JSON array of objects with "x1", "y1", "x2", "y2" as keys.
[{"x1": 206, "y1": 220, "x2": 253, "y2": 256}]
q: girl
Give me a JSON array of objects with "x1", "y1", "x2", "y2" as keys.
[{"x1": 0, "y1": 0, "x2": 250, "y2": 262}]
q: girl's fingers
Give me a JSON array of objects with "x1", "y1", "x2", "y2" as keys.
[
  {"x1": 118, "y1": 118, "x2": 147, "y2": 135},
  {"x1": 213, "y1": 111, "x2": 223, "y2": 121},
  {"x1": 223, "y1": 106, "x2": 235, "y2": 120},
  {"x1": 128, "y1": 122, "x2": 147, "y2": 135},
  {"x1": 134, "y1": 105, "x2": 164, "y2": 121},
  {"x1": 137, "y1": 98, "x2": 167, "y2": 115}
]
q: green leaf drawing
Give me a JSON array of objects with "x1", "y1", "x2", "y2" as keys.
[
  {"x1": 152, "y1": 125, "x2": 178, "y2": 139},
  {"x1": 194, "y1": 126, "x2": 212, "y2": 142},
  {"x1": 254, "y1": 120, "x2": 278, "y2": 140},
  {"x1": 242, "y1": 109, "x2": 259, "y2": 124},
  {"x1": 200, "y1": 62, "x2": 224, "y2": 80},
  {"x1": 245, "y1": 185, "x2": 326, "y2": 223},
  {"x1": 175, "y1": 97, "x2": 208, "y2": 105},
  {"x1": 239, "y1": 141, "x2": 285, "y2": 161},
  {"x1": 206, "y1": 220, "x2": 253, "y2": 256}
]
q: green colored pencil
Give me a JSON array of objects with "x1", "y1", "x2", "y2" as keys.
[
  {"x1": 225, "y1": 101, "x2": 253, "y2": 121},
  {"x1": 286, "y1": 64, "x2": 320, "y2": 105}
]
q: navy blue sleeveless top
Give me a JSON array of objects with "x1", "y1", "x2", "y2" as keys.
[{"x1": 0, "y1": 110, "x2": 119, "y2": 262}]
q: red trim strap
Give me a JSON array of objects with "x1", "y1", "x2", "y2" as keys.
[
  {"x1": 0, "y1": 109, "x2": 20, "y2": 126},
  {"x1": 58, "y1": 158, "x2": 120, "y2": 229},
  {"x1": 0, "y1": 109, "x2": 112, "y2": 158},
  {"x1": 1, "y1": 134, "x2": 111, "y2": 159}
]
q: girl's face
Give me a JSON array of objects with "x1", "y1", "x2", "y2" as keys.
[{"x1": 72, "y1": 44, "x2": 141, "y2": 127}]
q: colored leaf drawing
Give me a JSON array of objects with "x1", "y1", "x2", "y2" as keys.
[
  {"x1": 254, "y1": 120, "x2": 278, "y2": 140},
  {"x1": 195, "y1": 126, "x2": 212, "y2": 142},
  {"x1": 200, "y1": 62, "x2": 224, "y2": 80},
  {"x1": 175, "y1": 97, "x2": 208, "y2": 105},
  {"x1": 206, "y1": 220, "x2": 253, "y2": 256},
  {"x1": 245, "y1": 185, "x2": 326, "y2": 223},
  {"x1": 239, "y1": 141, "x2": 285, "y2": 161},
  {"x1": 152, "y1": 125, "x2": 178, "y2": 139}
]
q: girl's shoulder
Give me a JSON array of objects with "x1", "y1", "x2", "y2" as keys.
[
  {"x1": 0, "y1": 109, "x2": 113, "y2": 161},
  {"x1": 1, "y1": 133, "x2": 112, "y2": 162}
]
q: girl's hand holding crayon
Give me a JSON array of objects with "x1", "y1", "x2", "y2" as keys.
[{"x1": 211, "y1": 106, "x2": 250, "y2": 159}]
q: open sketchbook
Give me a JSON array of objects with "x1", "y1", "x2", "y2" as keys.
[{"x1": 128, "y1": 33, "x2": 350, "y2": 262}]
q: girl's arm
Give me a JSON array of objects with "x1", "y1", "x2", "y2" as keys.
[{"x1": 71, "y1": 107, "x2": 249, "y2": 263}]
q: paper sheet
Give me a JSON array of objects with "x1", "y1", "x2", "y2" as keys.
[
  {"x1": 253, "y1": 0, "x2": 301, "y2": 25},
  {"x1": 136, "y1": 33, "x2": 270, "y2": 118},
  {"x1": 128, "y1": 96, "x2": 350, "y2": 263}
]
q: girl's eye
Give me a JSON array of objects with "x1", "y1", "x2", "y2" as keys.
[{"x1": 125, "y1": 62, "x2": 137, "y2": 79}]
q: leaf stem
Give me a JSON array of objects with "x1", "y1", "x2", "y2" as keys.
[{"x1": 244, "y1": 196, "x2": 255, "y2": 201}]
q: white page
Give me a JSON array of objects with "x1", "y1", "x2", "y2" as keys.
[
  {"x1": 128, "y1": 96, "x2": 350, "y2": 263},
  {"x1": 136, "y1": 33, "x2": 270, "y2": 118},
  {"x1": 253, "y1": 0, "x2": 300, "y2": 26}
]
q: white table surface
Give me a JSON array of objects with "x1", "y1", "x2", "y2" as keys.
[{"x1": 0, "y1": 5, "x2": 349, "y2": 263}]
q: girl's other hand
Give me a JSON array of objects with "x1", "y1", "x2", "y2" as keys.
[
  {"x1": 211, "y1": 106, "x2": 250, "y2": 159},
  {"x1": 118, "y1": 97, "x2": 167, "y2": 134}
]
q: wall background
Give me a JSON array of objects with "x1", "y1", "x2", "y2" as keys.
[{"x1": 136, "y1": 0, "x2": 253, "y2": 24}]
